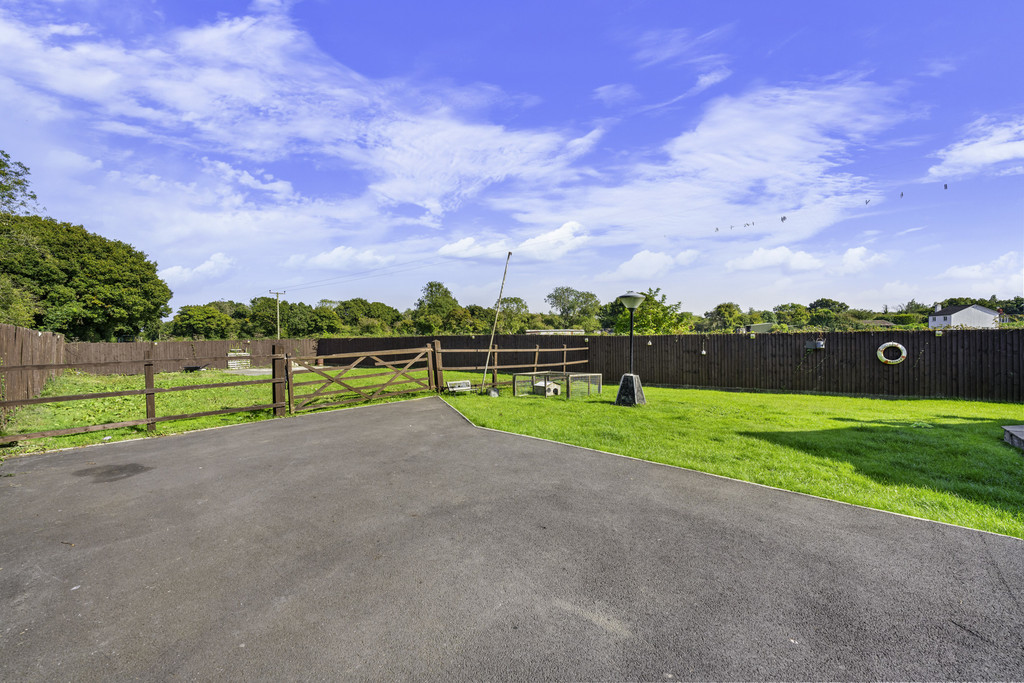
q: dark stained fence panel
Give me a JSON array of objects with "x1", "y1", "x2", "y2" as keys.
[
  {"x1": 63, "y1": 339, "x2": 317, "y2": 375},
  {"x1": 586, "y1": 330, "x2": 1022, "y2": 402}
]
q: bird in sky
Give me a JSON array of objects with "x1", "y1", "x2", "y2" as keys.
[
  {"x1": 781, "y1": 216, "x2": 787, "y2": 222},
  {"x1": 900, "y1": 191, "x2": 904, "y2": 198},
  {"x1": 865, "y1": 199, "x2": 870, "y2": 205}
]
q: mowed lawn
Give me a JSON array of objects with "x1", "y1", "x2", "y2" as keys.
[{"x1": 445, "y1": 386, "x2": 1024, "y2": 539}]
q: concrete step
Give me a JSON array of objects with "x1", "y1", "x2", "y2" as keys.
[{"x1": 1004, "y1": 426, "x2": 1024, "y2": 452}]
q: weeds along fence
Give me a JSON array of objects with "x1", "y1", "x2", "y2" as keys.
[
  {"x1": 64, "y1": 338, "x2": 317, "y2": 374},
  {"x1": 587, "y1": 329, "x2": 1023, "y2": 402}
]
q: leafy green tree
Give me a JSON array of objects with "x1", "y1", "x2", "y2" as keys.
[
  {"x1": 285, "y1": 302, "x2": 318, "y2": 337},
  {"x1": 808, "y1": 298, "x2": 849, "y2": 313},
  {"x1": 311, "y1": 305, "x2": 342, "y2": 335},
  {"x1": 846, "y1": 308, "x2": 876, "y2": 320},
  {"x1": 414, "y1": 313, "x2": 444, "y2": 335},
  {"x1": 703, "y1": 302, "x2": 743, "y2": 331},
  {"x1": 895, "y1": 299, "x2": 931, "y2": 315},
  {"x1": 415, "y1": 281, "x2": 460, "y2": 319},
  {"x1": 612, "y1": 288, "x2": 684, "y2": 334},
  {"x1": 597, "y1": 300, "x2": 623, "y2": 330},
  {"x1": 0, "y1": 214, "x2": 172, "y2": 340},
  {"x1": 773, "y1": 303, "x2": 811, "y2": 327},
  {"x1": 367, "y1": 301, "x2": 401, "y2": 326},
  {"x1": 246, "y1": 296, "x2": 280, "y2": 338},
  {"x1": 809, "y1": 308, "x2": 838, "y2": 328},
  {"x1": 0, "y1": 150, "x2": 39, "y2": 215},
  {"x1": 0, "y1": 273, "x2": 36, "y2": 327},
  {"x1": 544, "y1": 286, "x2": 601, "y2": 329},
  {"x1": 206, "y1": 300, "x2": 250, "y2": 322},
  {"x1": 335, "y1": 297, "x2": 371, "y2": 326},
  {"x1": 171, "y1": 305, "x2": 235, "y2": 339},
  {"x1": 999, "y1": 296, "x2": 1024, "y2": 315},
  {"x1": 496, "y1": 296, "x2": 531, "y2": 334}
]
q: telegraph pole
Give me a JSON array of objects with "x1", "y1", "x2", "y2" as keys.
[{"x1": 269, "y1": 290, "x2": 285, "y2": 339}]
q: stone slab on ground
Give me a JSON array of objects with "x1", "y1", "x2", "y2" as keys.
[{"x1": 1004, "y1": 425, "x2": 1024, "y2": 451}]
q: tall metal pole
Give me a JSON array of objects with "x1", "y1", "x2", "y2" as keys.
[
  {"x1": 629, "y1": 308, "x2": 635, "y2": 375},
  {"x1": 482, "y1": 252, "x2": 512, "y2": 392}
]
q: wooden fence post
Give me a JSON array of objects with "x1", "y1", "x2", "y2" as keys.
[
  {"x1": 426, "y1": 344, "x2": 437, "y2": 392},
  {"x1": 285, "y1": 352, "x2": 295, "y2": 414},
  {"x1": 491, "y1": 344, "x2": 498, "y2": 387},
  {"x1": 144, "y1": 350, "x2": 156, "y2": 432},
  {"x1": 562, "y1": 344, "x2": 567, "y2": 373},
  {"x1": 272, "y1": 344, "x2": 285, "y2": 417},
  {"x1": 533, "y1": 345, "x2": 540, "y2": 372},
  {"x1": 432, "y1": 339, "x2": 445, "y2": 389}
]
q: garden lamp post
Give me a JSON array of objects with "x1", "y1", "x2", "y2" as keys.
[
  {"x1": 615, "y1": 291, "x2": 647, "y2": 406},
  {"x1": 618, "y1": 291, "x2": 645, "y2": 374}
]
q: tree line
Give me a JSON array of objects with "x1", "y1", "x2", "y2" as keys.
[{"x1": 163, "y1": 284, "x2": 1024, "y2": 340}]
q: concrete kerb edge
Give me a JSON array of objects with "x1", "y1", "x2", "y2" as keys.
[{"x1": 437, "y1": 396, "x2": 1023, "y2": 542}]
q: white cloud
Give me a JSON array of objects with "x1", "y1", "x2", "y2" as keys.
[
  {"x1": 498, "y1": 78, "x2": 899, "y2": 248},
  {"x1": 159, "y1": 252, "x2": 234, "y2": 284},
  {"x1": 940, "y1": 252, "x2": 1019, "y2": 280},
  {"x1": 437, "y1": 237, "x2": 510, "y2": 258},
  {"x1": 0, "y1": 9, "x2": 589, "y2": 221},
  {"x1": 927, "y1": 116, "x2": 1024, "y2": 179},
  {"x1": 675, "y1": 249, "x2": 699, "y2": 265},
  {"x1": 517, "y1": 221, "x2": 589, "y2": 260},
  {"x1": 302, "y1": 246, "x2": 394, "y2": 270},
  {"x1": 690, "y1": 67, "x2": 732, "y2": 95},
  {"x1": 726, "y1": 246, "x2": 823, "y2": 271},
  {"x1": 593, "y1": 83, "x2": 639, "y2": 106},
  {"x1": 836, "y1": 246, "x2": 888, "y2": 274},
  {"x1": 600, "y1": 250, "x2": 677, "y2": 280},
  {"x1": 631, "y1": 26, "x2": 730, "y2": 69}
]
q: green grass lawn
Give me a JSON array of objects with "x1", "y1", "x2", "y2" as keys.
[{"x1": 444, "y1": 385, "x2": 1024, "y2": 538}]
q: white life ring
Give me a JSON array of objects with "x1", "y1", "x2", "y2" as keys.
[{"x1": 877, "y1": 342, "x2": 907, "y2": 365}]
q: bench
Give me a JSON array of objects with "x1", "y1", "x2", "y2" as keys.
[{"x1": 446, "y1": 380, "x2": 473, "y2": 393}]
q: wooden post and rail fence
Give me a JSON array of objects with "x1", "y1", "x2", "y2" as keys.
[{"x1": 0, "y1": 339, "x2": 588, "y2": 444}]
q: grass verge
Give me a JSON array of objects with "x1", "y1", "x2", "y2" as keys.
[{"x1": 444, "y1": 385, "x2": 1024, "y2": 538}]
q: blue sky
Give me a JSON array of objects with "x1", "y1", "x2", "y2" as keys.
[{"x1": 2, "y1": 0, "x2": 1022, "y2": 315}]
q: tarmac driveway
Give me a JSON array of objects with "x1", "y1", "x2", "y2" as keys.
[{"x1": 1, "y1": 396, "x2": 1022, "y2": 681}]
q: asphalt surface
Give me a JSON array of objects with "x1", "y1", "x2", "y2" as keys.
[{"x1": 1, "y1": 396, "x2": 1022, "y2": 681}]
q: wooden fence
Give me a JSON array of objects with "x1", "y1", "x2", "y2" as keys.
[
  {"x1": 0, "y1": 324, "x2": 65, "y2": 424},
  {"x1": 0, "y1": 347, "x2": 289, "y2": 444},
  {"x1": 318, "y1": 334, "x2": 589, "y2": 375},
  {"x1": 587, "y1": 329, "x2": 1023, "y2": 402},
  {"x1": 64, "y1": 338, "x2": 317, "y2": 374}
]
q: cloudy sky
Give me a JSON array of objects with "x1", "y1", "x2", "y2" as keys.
[{"x1": 2, "y1": 0, "x2": 1023, "y2": 315}]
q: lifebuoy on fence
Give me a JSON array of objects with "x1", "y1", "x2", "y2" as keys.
[{"x1": 877, "y1": 341, "x2": 907, "y2": 365}]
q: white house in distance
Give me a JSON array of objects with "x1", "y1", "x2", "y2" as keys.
[{"x1": 928, "y1": 304, "x2": 1000, "y2": 329}]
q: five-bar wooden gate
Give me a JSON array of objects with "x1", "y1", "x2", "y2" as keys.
[{"x1": 286, "y1": 346, "x2": 435, "y2": 413}]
